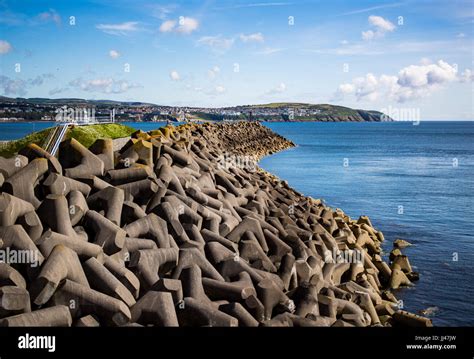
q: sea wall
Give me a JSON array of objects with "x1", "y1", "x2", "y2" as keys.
[{"x1": 0, "y1": 121, "x2": 430, "y2": 327}]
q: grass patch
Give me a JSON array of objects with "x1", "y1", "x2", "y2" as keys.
[
  {"x1": 0, "y1": 127, "x2": 53, "y2": 158},
  {"x1": 0, "y1": 123, "x2": 136, "y2": 158},
  {"x1": 66, "y1": 123, "x2": 136, "y2": 148}
]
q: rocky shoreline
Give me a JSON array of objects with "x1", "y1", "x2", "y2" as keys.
[{"x1": 0, "y1": 121, "x2": 431, "y2": 327}]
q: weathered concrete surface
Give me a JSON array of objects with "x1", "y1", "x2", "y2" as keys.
[{"x1": 0, "y1": 121, "x2": 428, "y2": 327}]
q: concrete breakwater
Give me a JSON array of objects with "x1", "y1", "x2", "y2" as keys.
[{"x1": 0, "y1": 121, "x2": 430, "y2": 327}]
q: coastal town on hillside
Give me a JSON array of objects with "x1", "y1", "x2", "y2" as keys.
[{"x1": 0, "y1": 96, "x2": 389, "y2": 123}]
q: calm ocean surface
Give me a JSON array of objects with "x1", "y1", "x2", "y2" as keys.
[{"x1": 1, "y1": 121, "x2": 473, "y2": 326}]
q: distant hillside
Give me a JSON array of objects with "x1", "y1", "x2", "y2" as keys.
[
  {"x1": 0, "y1": 96, "x2": 392, "y2": 122},
  {"x1": 243, "y1": 103, "x2": 391, "y2": 122}
]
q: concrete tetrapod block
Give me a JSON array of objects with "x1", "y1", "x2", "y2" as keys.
[
  {"x1": 201, "y1": 229, "x2": 238, "y2": 253},
  {"x1": 290, "y1": 282, "x2": 320, "y2": 318},
  {"x1": 278, "y1": 253, "x2": 297, "y2": 291},
  {"x1": 124, "y1": 213, "x2": 170, "y2": 249},
  {"x1": 0, "y1": 193, "x2": 35, "y2": 226},
  {"x1": 67, "y1": 190, "x2": 89, "y2": 226},
  {"x1": 83, "y1": 257, "x2": 136, "y2": 307},
  {"x1": 3, "y1": 158, "x2": 49, "y2": 208},
  {"x1": 0, "y1": 154, "x2": 29, "y2": 178},
  {"x1": 37, "y1": 194, "x2": 83, "y2": 239},
  {"x1": 125, "y1": 237, "x2": 157, "y2": 252},
  {"x1": 87, "y1": 186, "x2": 124, "y2": 226},
  {"x1": 392, "y1": 310, "x2": 433, "y2": 327},
  {"x1": 161, "y1": 144, "x2": 192, "y2": 166},
  {"x1": 204, "y1": 241, "x2": 236, "y2": 266},
  {"x1": 218, "y1": 302, "x2": 259, "y2": 327},
  {"x1": 355, "y1": 291, "x2": 380, "y2": 326},
  {"x1": 202, "y1": 271, "x2": 256, "y2": 303},
  {"x1": 129, "y1": 248, "x2": 179, "y2": 289},
  {"x1": 89, "y1": 138, "x2": 114, "y2": 172},
  {"x1": 389, "y1": 263, "x2": 412, "y2": 290},
  {"x1": 31, "y1": 244, "x2": 89, "y2": 305},
  {"x1": 164, "y1": 195, "x2": 203, "y2": 229},
  {"x1": 59, "y1": 138, "x2": 105, "y2": 179},
  {"x1": 0, "y1": 305, "x2": 72, "y2": 327},
  {"x1": 228, "y1": 217, "x2": 269, "y2": 253},
  {"x1": 131, "y1": 291, "x2": 179, "y2": 326},
  {"x1": 172, "y1": 248, "x2": 224, "y2": 282},
  {"x1": 239, "y1": 233, "x2": 276, "y2": 273},
  {"x1": 0, "y1": 225, "x2": 44, "y2": 267},
  {"x1": 19, "y1": 143, "x2": 62, "y2": 174},
  {"x1": 16, "y1": 210, "x2": 43, "y2": 243},
  {"x1": 151, "y1": 278, "x2": 183, "y2": 304},
  {"x1": 217, "y1": 257, "x2": 265, "y2": 285},
  {"x1": 84, "y1": 210, "x2": 126, "y2": 255},
  {"x1": 0, "y1": 286, "x2": 31, "y2": 317},
  {"x1": 74, "y1": 315, "x2": 100, "y2": 327},
  {"x1": 256, "y1": 278, "x2": 295, "y2": 321},
  {"x1": 179, "y1": 265, "x2": 212, "y2": 305},
  {"x1": 119, "y1": 139, "x2": 153, "y2": 167},
  {"x1": 103, "y1": 255, "x2": 140, "y2": 299},
  {"x1": 76, "y1": 175, "x2": 111, "y2": 192},
  {"x1": 153, "y1": 201, "x2": 193, "y2": 245},
  {"x1": 37, "y1": 230, "x2": 104, "y2": 261},
  {"x1": 43, "y1": 172, "x2": 91, "y2": 197},
  {"x1": 263, "y1": 228, "x2": 292, "y2": 264},
  {"x1": 106, "y1": 166, "x2": 154, "y2": 185},
  {"x1": 185, "y1": 184, "x2": 223, "y2": 211},
  {"x1": 52, "y1": 279, "x2": 131, "y2": 326},
  {"x1": 121, "y1": 201, "x2": 147, "y2": 225},
  {"x1": 117, "y1": 179, "x2": 158, "y2": 205},
  {"x1": 177, "y1": 297, "x2": 238, "y2": 327},
  {"x1": 392, "y1": 255, "x2": 413, "y2": 273},
  {"x1": 0, "y1": 263, "x2": 26, "y2": 288}
]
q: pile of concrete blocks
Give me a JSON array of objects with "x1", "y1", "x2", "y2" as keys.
[{"x1": 0, "y1": 122, "x2": 430, "y2": 327}]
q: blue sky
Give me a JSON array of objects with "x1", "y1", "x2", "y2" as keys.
[{"x1": 0, "y1": 0, "x2": 472, "y2": 119}]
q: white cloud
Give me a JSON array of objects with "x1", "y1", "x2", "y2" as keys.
[
  {"x1": 0, "y1": 40, "x2": 12, "y2": 54},
  {"x1": 208, "y1": 66, "x2": 220, "y2": 79},
  {"x1": 369, "y1": 15, "x2": 395, "y2": 32},
  {"x1": 177, "y1": 17, "x2": 199, "y2": 34},
  {"x1": 197, "y1": 35, "x2": 235, "y2": 51},
  {"x1": 215, "y1": 85, "x2": 226, "y2": 94},
  {"x1": 334, "y1": 60, "x2": 469, "y2": 103},
  {"x1": 266, "y1": 82, "x2": 287, "y2": 95},
  {"x1": 109, "y1": 50, "x2": 120, "y2": 59},
  {"x1": 240, "y1": 32, "x2": 264, "y2": 43},
  {"x1": 362, "y1": 15, "x2": 396, "y2": 41},
  {"x1": 37, "y1": 9, "x2": 61, "y2": 26},
  {"x1": 159, "y1": 17, "x2": 199, "y2": 34},
  {"x1": 257, "y1": 47, "x2": 284, "y2": 55},
  {"x1": 0, "y1": 73, "x2": 54, "y2": 96},
  {"x1": 170, "y1": 70, "x2": 180, "y2": 81},
  {"x1": 456, "y1": 32, "x2": 466, "y2": 38},
  {"x1": 460, "y1": 69, "x2": 474, "y2": 82},
  {"x1": 337, "y1": 83, "x2": 355, "y2": 95},
  {"x1": 397, "y1": 60, "x2": 457, "y2": 88},
  {"x1": 159, "y1": 20, "x2": 176, "y2": 32},
  {"x1": 362, "y1": 30, "x2": 375, "y2": 41},
  {"x1": 96, "y1": 22, "x2": 141, "y2": 36},
  {"x1": 69, "y1": 77, "x2": 141, "y2": 93},
  {"x1": 152, "y1": 5, "x2": 178, "y2": 20}
]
